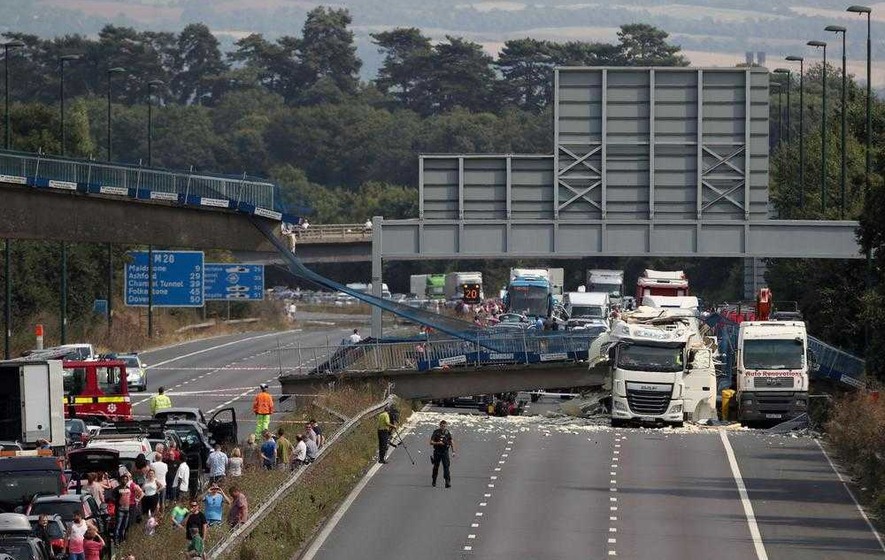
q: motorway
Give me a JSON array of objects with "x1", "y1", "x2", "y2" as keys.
[
  {"x1": 131, "y1": 327, "x2": 353, "y2": 429},
  {"x1": 306, "y1": 398, "x2": 885, "y2": 560}
]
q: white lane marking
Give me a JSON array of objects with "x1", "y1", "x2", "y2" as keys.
[
  {"x1": 608, "y1": 538, "x2": 617, "y2": 544},
  {"x1": 814, "y1": 439, "x2": 885, "y2": 552},
  {"x1": 719, "y1": 430, "x2": 769, "y2": 560},
  {"x1": 145, "y1": 331, "x2": 289, "y2": 369},
  {"x1": 468, "y1": 534, "x2": 476, "y2": 539},
  {"x1": 475, "y1": 512, "x2": 483, "y2": 517},
  {"x1": 471, "y1": 523, "x2": 479, "y2": 528}
]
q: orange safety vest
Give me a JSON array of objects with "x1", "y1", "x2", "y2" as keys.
[{"x1": 253, "y1": 391, "x2": 275, "y2": 415}]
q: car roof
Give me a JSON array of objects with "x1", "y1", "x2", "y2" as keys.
[
  {"x1": 31, "y1": 494, "x2": 89, "y2": 503},
  {"x1": 0, "y1": 513, "x2": 32, "y2": 533},
  {"x1": 0, "y1": 457, "x2": 61, "y2": 471}
]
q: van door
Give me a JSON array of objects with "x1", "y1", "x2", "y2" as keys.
[{"x1": 207, "y1": 408, "x2": 237, "y2": 446}]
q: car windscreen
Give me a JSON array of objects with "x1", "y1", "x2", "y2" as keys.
[
  {"x1": 122, "y1": 357, "x2": 140, "y2": 368},
  {"x1": 570, "y1": 305, "x2": 604, "y2": 318},
  {"x1": 29, "y1": 520, "x2": 65, "y2": 539},
  {"x1": 29, "y1": 501, "x2": 83, "y2": 521},
  {"x1": 0, "y1": 541, "x2": 33, "y2": 558},
  {"x1": 0, "y1": 472, "x2": 63, "y2": 508}
]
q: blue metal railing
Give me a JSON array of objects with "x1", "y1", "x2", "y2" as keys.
[{"x1": 0, "y1": 149, "x2": 301, "y2": 222}]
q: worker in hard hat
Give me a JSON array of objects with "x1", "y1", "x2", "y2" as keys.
[
  {"x1": 252, "y1": 384, "x2": 275, "y2": 437},
  {"x1": 150, "y1": 386, "x2": 172, "y2": 417}
]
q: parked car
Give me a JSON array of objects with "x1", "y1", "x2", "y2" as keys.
[
  {"x1": 105, "y1": 353, "x2": 147, "y2": 392},
  {"x1": 0, "y1": 457, "x2": 66, "y2": 514},
  {"x1": 27, "y1": 494, "x2": 112, "y2": 560},
  {"x1": 0, "y1": 513, "x2": 53, "y2": 560}
]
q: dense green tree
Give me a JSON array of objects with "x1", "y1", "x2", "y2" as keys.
[
  {"x1": 372, "y1": 28, "x2": 433, "y2": 111},
  {"x1": 495, "y1": 38, "x2": 555, "y2": 113},
  {"x1": 298, "y1": 7, "x2": 362, "y2": 97},
  {"x1": 423, "y1": 36, "x2": 496, "y2": 114},
  {"x1": 617, "y1": 24, "x2": 687, "y2": 66},
  {"x1": 172, "y1": 23, "x2": 228, "y2": 105}
]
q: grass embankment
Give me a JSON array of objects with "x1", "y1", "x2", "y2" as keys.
[
  {"x1": 826, "y1": 392, "x2": 885, "y2": 519},
  {"x1": 114, "y1": 384, "x2": 412, "y2": 560}
]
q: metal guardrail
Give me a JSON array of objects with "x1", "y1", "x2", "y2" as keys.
[
  {"x1": 0, "y1": 149, "x2": 284, "y2": 216},
  {"x1": 300, "y1": 332, "x2": 599, "y2": 375},
  {"x1": 289, "y1": 223, "x2": 372, "y2": 243},
  {"x1": 206, "y1": 395, "x2": 394, "y2": 559}
]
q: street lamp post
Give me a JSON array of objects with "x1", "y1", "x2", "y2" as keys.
[
  {"x1": 3, "y1": 40, "x2": 23, "y2": 360},
  {"x1": 786, "y1": 56, "x2": 805, "y2": 208},
  {"x1": 774, "y1": 69, "x2": 792, "y2": 144},
  {"x1": 106, "y1": 67, "x2": 125, "y2": 162},
  {"x1": 59, "y1": 54, "x2": 80, "y2": 157},
  {"x1": 808, "y1": 40, "x2": 828, "y2": 212},
  {"x1": 826, "y1": 25, "x2": 848, "y2": 219},
  {"x1": 847, "y1": 5, "x2": 873, "y2": 367},
  {"x1": 3, "y1": 40, "x2": 24, "y2": 150},
  {"x1": 147, "y1": 79, "x2": 163, "y2": 167}
]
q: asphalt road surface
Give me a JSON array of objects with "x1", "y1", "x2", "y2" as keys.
[
  {"x1": 307, "y1": 407, "x2": 885, "y2": 560},
  {"x1": 131, "y1": 328, "x2": 351, "y2": 429}
]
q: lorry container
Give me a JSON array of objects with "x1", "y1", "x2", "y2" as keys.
[
  {"x1": 410, "y1": 274, "x2": 429, "y2": 298},
  {"x1": 427, "y1": 274, "x2": 446, "y2": 300},
  {"x1": 444, "y1": 272, "x2": 483, "y2": 303},
  {"x1": 0, "y1": 360, "x2": 65, "y2": 448}
]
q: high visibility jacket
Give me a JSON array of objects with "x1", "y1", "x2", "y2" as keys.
[
  {"x1": 253, "y1": 391, "x2": 274, "y2": 415},
  {"x1": 150, "y1": 393, "x2": 172, "y2": 416},
  {"x1": 377, "y1": 411, "x2": 393, "y2": 431}
]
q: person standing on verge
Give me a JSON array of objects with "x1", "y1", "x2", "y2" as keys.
[
  {"x1": 260, "y1": 430, "x2": 277, "y2": 470},
  {"x1": 430, "y1": 420, "x2": 456, "y2": 488},
  {"x1": 252, "y1": 384, "x2": 274, "y2": 437},
  {"x1": 206, "y1": 444, "x2": 228, "y2": 485},
  {"x1": 150, "y1": 386, "x2": 172, "y2": 417},
  {"x1": 275, "y1": 428, "x2": 293, "y2": 470},
  {"x1": 292, "y1": 435, "x2": 307, "y2": 468},
  {"x1": 227, "y1": 486, "x2": 248, "y2": 528},
  {"x1": 348, "y1": 329, "x2": 362, "y2": 344},
  {"x1": 376, "y1": 405, "x2": 396, "y2": 464}
]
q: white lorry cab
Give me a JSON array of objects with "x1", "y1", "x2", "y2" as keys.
[
  {"x1": 607, "y1": 307, "x2": 717, "y2": 427},
  {"x1": 734, "y1": 321, "x2": 811, "y2": 424},
  {"x1": 565, "y1": 291, "x2": 610, "y2": 331},
  {"x1": 641, "y1": 295, "x2": 700, "y2": 315}
]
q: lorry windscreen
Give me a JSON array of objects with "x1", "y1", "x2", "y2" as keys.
[
  {"x1": 570, "y1": 305, "x2": 604, "y2": 318},
  {"x1": 593, "y1": 283, "x2": 621, "y2": 297},
  {"x1": 509, "y1": 286, "x2": 548, "y2": 317},
  {"x1": 617, "y1": 344, "x2": 683, "y2": 372},
  {"x1": 743, "y1": 339, "x2": 804, "y2": 370}
]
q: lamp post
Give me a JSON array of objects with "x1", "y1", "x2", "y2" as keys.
[
  {"x1": 106, "y1": 67, "x2": 125, "y2": 162},
  {"x1": 808, "y1": 40, "x2": 827, "y2": 212},
  {"x1": 847, "y1": 5, "x2": 873, "y2": 367},
  {"x1": 773, "y1": 69, "x2": 792, "y2": 144},
  {"x1": 786, "y1": 56, "x2": 805, "y2": 208},
  {"x1": 147, "y1": 79, "x2": 163, "y2": 167},
  {"x1": 3, "y1": 40, "x2": 24, "y2": 150},
  {"x1": 2, "y1": 40, "x2": 23, "y2": 360},
  {"x1": 825, "y1": 25, "x2": 847, "y2": 219},
  {"x1": 59, "y1": 54, "x2": 80, "y2": 157}
]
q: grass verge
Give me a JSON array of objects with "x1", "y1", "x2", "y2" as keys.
[{"x1": 825, "y1": 392, "x2": 885, "y2": 519}]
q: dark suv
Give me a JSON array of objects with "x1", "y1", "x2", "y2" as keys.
[
  {"x1": 0, "y1": 457, "x2": 66, "y2": 514},
  {"x1": 0, "y1": 513, "x2": 53, "y2": 560}
]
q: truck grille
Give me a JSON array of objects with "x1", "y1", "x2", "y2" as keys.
[
  {"x1": 755, "y1": 392, "x2": 795, "y2": 414},
  {"x1": 626, "y1": 385, "x2": 671, "y2": 415}
]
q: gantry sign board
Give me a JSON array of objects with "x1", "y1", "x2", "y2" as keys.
[
  {"x1": 380, "y1": 67, "x2": 861, "y2": 260},
  {"x1": 124, "y1": 250, "x2": 205, "y2": 307},
  {"x1": 204, "y1": 263, "x2": 265, "y2": 301}
]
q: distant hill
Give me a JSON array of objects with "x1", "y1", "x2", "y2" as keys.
[{"x1": 4, "y1": 0, "x2": 884, "y2": 86}]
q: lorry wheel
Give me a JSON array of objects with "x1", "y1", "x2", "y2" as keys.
[{"x1": 530, "y1": 393, "x2": 540, "y2": 403}]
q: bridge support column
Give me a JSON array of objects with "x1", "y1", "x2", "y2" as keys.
[
  {"x1": 743, "y1": 257, "x2": 767, "y2": 299},
  {"x1": 371, "y1": 216, "x2": 383, "y2": 339}
]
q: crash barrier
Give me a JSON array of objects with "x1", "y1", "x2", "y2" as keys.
[
  {"x1": 705, "y1": 313, "x2": 866, "y2": 390},
  {"x1": 206, "y1": 395, "x2": 394, "y2": 559},
  {"x1": 0, "y1": 149, "x2": 303, "y2": 223},
  {"x1": 303, "y1": 331, "x2": 601, "y2": 374}
]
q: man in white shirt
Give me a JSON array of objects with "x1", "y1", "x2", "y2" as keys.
[
  {"x1": 348, "y1": 329, "x2": 362, "y2": 344},
  {"x1": 304, "y1": 433, "x2": 318, "y2": 464},
  {"x1": 150, "y1": 452, "x2": 169, "y2": 514},
  {"x1": 207, "y1": 444, "x2": 228, "y2": 485},
  {"x1": 174, "y1": 460, "x2": 190, "y2": 501},
  {"x1": 293, "y1": 435, "x2": 307, "y2": 468}
]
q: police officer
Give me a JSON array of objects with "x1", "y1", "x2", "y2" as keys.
[
  {"x1": 430, "y1": 420, "x2": 456, "y2": 488},
  {"x1": 377, "y1": 405, "x2": 396, "y2": 464}
]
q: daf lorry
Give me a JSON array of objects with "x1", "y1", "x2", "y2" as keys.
[
  {"x1": 635, "y1": 270, "x2": 689, "y2": 300},
  {"x1": 444, "y1": 272, "x2": 483, "y2": 304},
  {"x1": 734, "y1": 321, "x2": 811, "y2": 424},
  {"x1": 606, "y1": 307, "x2": 717, "y2": 426},
  {"x1": 587, "y1": 270, "x2": 625, "y2": 306}
]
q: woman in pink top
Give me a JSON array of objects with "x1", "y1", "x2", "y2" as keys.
[{"x1": 82, "y1": 526, "x2": 105, "y2": 560}]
